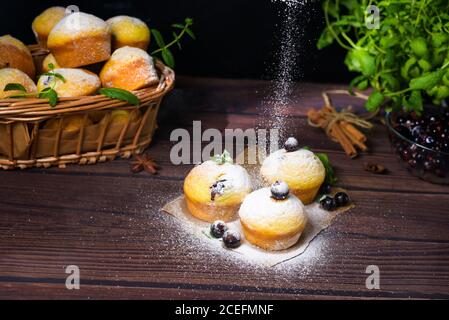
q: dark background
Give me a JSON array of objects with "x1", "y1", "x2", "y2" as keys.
[{"x1": 0, "y1": 0, "x2": 350, "y2": 82}]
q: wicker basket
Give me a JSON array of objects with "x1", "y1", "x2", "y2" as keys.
[{"x1": 0, "y1": 45, "x2": 174, "y2": 170}]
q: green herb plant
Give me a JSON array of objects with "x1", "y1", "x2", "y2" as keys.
[
  {"x1": 150, "y1": 18, "x2": 195, "y2": 69},
  {"x1": 318, "y1": 0, "x2": 449, "y2": 114}
]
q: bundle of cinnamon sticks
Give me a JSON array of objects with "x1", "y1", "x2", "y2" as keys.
[{"x1": 307, "y1": 92, "x2": 373, "y2": 158}]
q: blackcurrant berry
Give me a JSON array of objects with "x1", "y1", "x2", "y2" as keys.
[
  {"x1": 334, "y1": 192, "x2": 350, "y2": 207},
  {"x1": 210, "y1": 221, "x2": 228, "y2": 238},
  {"x1": 320, "y1": 196, "x2": 337, "y2": 211},
  {"x1": 222, "y1": 230, "x2": 241, "y2": 249}
]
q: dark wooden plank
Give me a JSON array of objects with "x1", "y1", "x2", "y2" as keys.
[
  {"x1": 1, "y1": 169, "x2": 449, "y2": 298},
  {"x1": 10, "y1": 137, "x2": 448, "y2": 195}
]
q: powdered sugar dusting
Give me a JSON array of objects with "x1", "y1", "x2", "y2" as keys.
[
  {"x1": 54, "y1": 68, "x2": 100, "y2": 86},
  {"x1": 50, "y1": 12, "x2": 110, "y2": 37},
  {"x1": 107, "y1": 15, "x2": 147, "y2": 27},
  {"x1": 258, "y1": 1, "x2": 311, "y2": 138},
  {"x1": 162, "y1": 195, "x2": 344, "y2": 268},
  {"x1": 101, "y1": 46, "x2": 159, "y2": 89},
  {"x1": 110, "y1": 46, "x2": 152, "y2": 63},
  {"x1": 38, "y1": 68, "x2": 100, "y2": 97},
  {"x1": 239, "y1": 188, "x2": 305, "y2": 230},
  {"x1": 261, "y1": 149, "x2": 326, "y2": 185}
]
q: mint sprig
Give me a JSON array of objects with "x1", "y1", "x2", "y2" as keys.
[
  {"x1": 35, "y1": 63, "x2": 66, "y2": 107},
  {"x1": 3, "y1": 64, "x2": 64, "y2": 107},
  {"x1": 212, "y1": 150, "x2": 233, "y2": 165},
  {"x1": 150, "y1": 17, "x2": 195, "y2": 68}
]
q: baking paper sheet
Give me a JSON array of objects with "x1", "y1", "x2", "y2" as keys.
[{"x1": 162, "y1": 195, "x2": 353, "y2": 267}]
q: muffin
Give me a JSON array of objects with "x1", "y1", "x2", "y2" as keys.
[
  {"x1": 42, "y1": 54, "x2": 60, "y2": 73},
  {"x1": 37, "y1": 68, "x2": 101, "y2": 98},
  {"x1": 111, "y1": 109, "x2": 139, "y2": 126},
  {"x1": 32, "y1": 7, "x2": 67, "y2": 48},
  {"x1": 100, "y1": 46, "x2": 159, "y2": 91},
  {"x1": 44, "y1": 115, "x2": 92, "y2": 132},
  {"x1": 47, "y1": 12, "x2": 111, "y2": 68},
  {"x1": 107, "y1": 16, "x2": 150, "y2": 50},
  {"x1": 239, "y1": 182, "x2": 308, "y2": 251},
  {"x1": 0, "y1": 35, "x2": 36, "y2": 79},
  {"x1": 0, "y1": 68, "x2": 37, "y2": 99},
  {"x1": 260, "y1": 138, "x2": 325, "y2": 205},
  {"x1": 184, "y1": 154, "x2": 252, "y2": 222}
]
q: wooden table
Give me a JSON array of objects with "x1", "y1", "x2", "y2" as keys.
[{"x1": 1, "y1": 77, "x2": 449, "y2": 300}]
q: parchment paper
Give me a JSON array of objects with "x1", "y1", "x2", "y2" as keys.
[{"x1": 162, "y1": 194, "x2": 353, "y2": 267}]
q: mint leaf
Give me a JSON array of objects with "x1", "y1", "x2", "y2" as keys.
[
  {"x1": 317, "y1": 27, "x2": 334, "y2": 49},
  {"x1": 345, "y1": 49, "x2": 376, "y2": 77},
  {"x1": 151, "y1": 29, "x2": 165, "y2": 47},
  {"x1": 403, "y1": 90, "x2": 423, "y2": 113},
  {"x1": 348, "y1": 75, "x2": 366, "y2": 95},
  {"x1": 172, "y1": 24, "x2": 185, "y2": 29},
  {"x1": 99, "y1": 88, "x2": 140, "y2": 106},
  {"x1": 316, "y1": 152, "x2": 337, "y2": 185},
  {"x1": 39, "y1": 88, "x2": 58, "y2": 107},
  {"x1": 365, "y1": 91, "x2": 385, "y2": 112},
  {"x1": 53, "y1": 73, "x2": 66, "y2": 83},
  {"x1": 410, "y1": 69, "x2": 445, "y2": 90},
  {"x1": 185, "y1": 28, "x2": 196, "y2": 40},
  {"x1": 161, "y1": 48, "x2": 175, "y2": 68},
  {"x1": 4, "y1": 83, "x2": 27, "y2": 92}
]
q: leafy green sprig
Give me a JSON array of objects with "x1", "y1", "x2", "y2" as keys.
[
  {"x1": 150, "y1": 18, "x2": 195, "y2": 68},
  {"x1": 318, "y1": 0, "x2": 449, "y2": 114},
  {"x1": 3, "y1": 64, "x2": 65, "y2": 107},
  {"x1": 212, "y1": 150, "x2": 233, "y2": 165}
]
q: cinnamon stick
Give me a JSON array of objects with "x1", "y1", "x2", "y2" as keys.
[
  {"x1": 340, "y1": 121, "x2": 367, "y2": 143},
  {"x1": 309, "y1": 108, "x2": 358, "y2": 157},
  {"x1": 329, "y1": 123, "x2": 358, "y2": 158},
  {"x1": 340, "y1": 123, "x2": 368, "y2": 151}
]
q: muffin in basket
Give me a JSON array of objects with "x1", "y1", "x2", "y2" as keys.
[
  {"x1": 100, "y1": 46, "x2": 159, "y2": 91},
  {"x1": 37, "y1": 68, "x2": 101, "y2": 98},
  {"x1": 184, "y1": 151, "x2": 252, "y2": 222},
  {"x1": 260, "y1": 137, "x2": 325, "y2": 205},
  {"x1": 47, "y1": 12, "x2": 111, "y2": 68},
  {"x1": 42, "y1": 54, "x2": 60, "y2": 73},
  {"x1": 239, "y1": 181, "x2": 308, "y2": 251},
  {"x1": 0, "y1": 68, "x2": 37, "y2": 99},
  {"x1": 44, "y1": 116, "x2": 93, "y2": 133},
  {"x1": 0, "y1": 35, "x2": 36, "y2": 79},
  {"x1": 32, "y1": 7, "x2": 67, "y2": 49},
  {"x1": 107, "y1": 16, "x2": 150, "y2": 50}
]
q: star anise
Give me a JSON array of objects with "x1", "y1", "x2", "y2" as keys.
[
  {"x1": 131, "y1": 154, "x2": 159, "y2": 174},
  {"x1": 364, "y1": 162, "x2": 388, "y2": 174}
]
